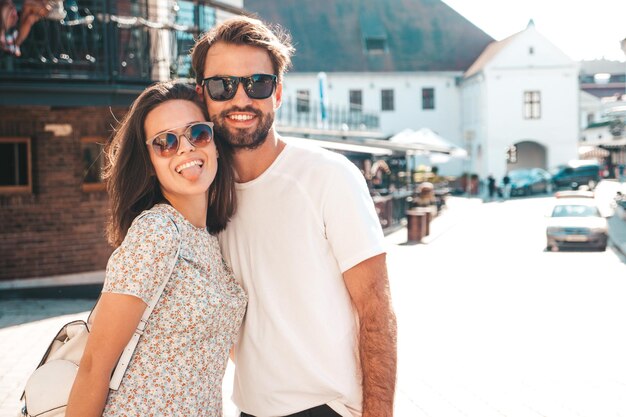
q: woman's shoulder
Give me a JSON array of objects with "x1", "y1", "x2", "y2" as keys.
[{"x1": 128, "y1": 204, "x2": 181, "y2": 240}]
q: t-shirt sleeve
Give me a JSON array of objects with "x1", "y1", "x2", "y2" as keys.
[
  {"x1": 322, "y1": 157, "x2": 386, "y2": 273},
  {"x1": 102, "y1": 213, "x2": 180, "y2": 304}
]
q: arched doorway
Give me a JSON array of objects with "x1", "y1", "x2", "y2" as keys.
[{"x1": 506, "y1": 140, "x2": 547, "y2": 171}]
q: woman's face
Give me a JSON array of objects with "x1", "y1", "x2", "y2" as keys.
[
  {"x1": 144, "y1": 99, "x2": 218, "y2": 205},
  {"x1": 1, "y1": 0, "x2": 18, "y2": 31}
]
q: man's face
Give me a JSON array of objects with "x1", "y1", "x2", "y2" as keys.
[{"x1": 198, "y1": 42, "x2": 282, "y2": 150}]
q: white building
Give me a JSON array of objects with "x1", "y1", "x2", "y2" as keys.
[
  {"x1": 282, "y1": 71, "x2": 462, "y2": 140},
  {"x1": 461, "y1": 21, "x2": 580, "y2": 180}
]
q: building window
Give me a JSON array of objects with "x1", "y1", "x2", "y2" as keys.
[
  {"x1": 81, "y1": 137, "x2": 105, "y2": 191},
  {"x1": 296, "y1": 89, "x2": 310, "y2": 113},
  {"x1": 381, "y1": 89, "x2": 394, "y2": 111},
  {"x1": 349, "y1": 89, "x2": 362, "y2": 112},
  {"x1": 524, "y1": 91, "x2": 541, "y2": 119},
  {"x1": 422, "y1": 88, "x2": 435, "y2": 110},
  {"x1": 365, "y1": 37, "x2": 386, "y2": 53},
  {"x1": 0, "y1": 137, "x2": 32, "y2": 194}
]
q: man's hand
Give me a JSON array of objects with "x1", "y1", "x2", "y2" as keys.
[{"x1": 344, "y1": 253, "x2": 397, "y2": 417}]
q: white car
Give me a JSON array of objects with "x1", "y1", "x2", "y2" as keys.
[{"x1": 546, "y1": 198, "x2": 608, "y2": 251}]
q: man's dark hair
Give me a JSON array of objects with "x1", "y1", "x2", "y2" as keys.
[{"x1": 191, "y1": 15, "x2": 295, "y2": 85}]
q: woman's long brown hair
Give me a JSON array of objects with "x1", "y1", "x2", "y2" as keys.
[{"x1": 104, "y1": 81, "x2": 236, "y2": 247}]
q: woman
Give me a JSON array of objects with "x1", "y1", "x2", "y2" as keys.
[{"x1": 66, "y1": 81, "x2": 247, "y2": 416}]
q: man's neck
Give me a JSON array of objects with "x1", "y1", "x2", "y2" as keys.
[{"x1": 233, "y1": 129, "x2": 285, "y2": 183}]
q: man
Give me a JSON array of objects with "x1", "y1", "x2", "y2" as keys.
[{"x1": 191, "y1": 16, "x2": 397, "y2": 417}]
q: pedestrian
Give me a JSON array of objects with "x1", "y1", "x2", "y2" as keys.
[
  {"x1": 487, "y1": 174, "x2": 496, "y2": 200},
  {"x1": 502, "y1": 174, "x2": 511, "y2": 199},
  {"x1": 65, "y1": 81, "x2": 247, "y2": 416},
  {"x1": 191, "y1": 16, "x2": 397, "y2": 417}
]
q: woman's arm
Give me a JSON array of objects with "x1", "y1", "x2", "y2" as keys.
[{"x1": 65, "y1": 293, "x2": 146, "y2": 417}]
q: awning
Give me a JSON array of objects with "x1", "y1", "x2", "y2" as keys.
[
  {"x1": 282, "y1": 131, "x2": 459, "y2": 157},
  {"x1": 284, "y1": 137, "x2": 393, "y2": 156},
  {"x1": 578, "y1": 145, "x2": 610, "y2": 158},
  {"x1": 388, "y1": 128, "x2": 468, "y2": 156},
  {"x1": 583, "y1": 138, "x2": 626, "y2": 148}
]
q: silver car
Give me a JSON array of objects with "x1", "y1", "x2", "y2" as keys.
[{"x1": 546, "y1": 198, "x2": 608, "y2": 251}]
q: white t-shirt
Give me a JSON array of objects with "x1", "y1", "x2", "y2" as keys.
[{"x1": 218, "y1": 141, "x2": 386, "y2": 417}]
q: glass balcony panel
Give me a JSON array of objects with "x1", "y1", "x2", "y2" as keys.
[{"x1": 0, "y1": 0, "x2": 217, "y2": 84}]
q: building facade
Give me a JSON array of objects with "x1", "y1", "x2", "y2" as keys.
[
  {"x1": 281, "y1": 71, "x2": 463, "y2": 139},
  {"x1": 0, "y1": 0, "x2": 246, "y2": 282},
  {"x1": 461, "y1": 22, "x2": 580, "y2": 180},
  {"x1": 578, "y1": 59, "x2": 626, "y2": 177}
]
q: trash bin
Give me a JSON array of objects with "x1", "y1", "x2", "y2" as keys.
[
  {"x1": 406, "y1": 209, "x2": 427, "y2": 243},
  {"x1": 416, "y1": 207, "x2": 435, "y2": 236}
]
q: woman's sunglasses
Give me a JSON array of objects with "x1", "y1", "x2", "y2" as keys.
[
  {"x1": 201, "y1": 74, "x2": 277, "y2": 101},
  {"x1": 146, "y1": 122, "x2": 214, "y2": 158}
]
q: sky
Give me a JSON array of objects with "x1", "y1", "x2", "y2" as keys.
[{"x1": 442, "y1": 0, "x2": 626, "y2": 62}]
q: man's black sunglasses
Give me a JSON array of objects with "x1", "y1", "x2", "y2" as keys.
[{"x1": 201, "y1": 74, "x2": 278, "y2": 101}]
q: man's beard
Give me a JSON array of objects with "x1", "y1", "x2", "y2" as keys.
[{"x1": 212, "y1": 106, "x2": 274, "y2": 151}]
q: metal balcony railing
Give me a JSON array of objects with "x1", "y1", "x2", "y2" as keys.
[
  {"x1": 276, "y1": 97, "x2": 380, "y2": 131},
  {"x1": 0, "y1": 0, "x2": 225, "y2": 83}
]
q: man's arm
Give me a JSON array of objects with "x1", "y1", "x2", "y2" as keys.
[{"x1": 344, "y1": 253, "x2": 397, "y2": 417}]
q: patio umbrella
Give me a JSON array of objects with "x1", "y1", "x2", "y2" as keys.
[{"x1": 389, "y1": 128, "x2": 468, "y2": 161}]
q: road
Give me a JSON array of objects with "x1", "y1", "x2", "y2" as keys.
[{"x1": 388, "y1": 194, "x2": 626, "y2": 416}]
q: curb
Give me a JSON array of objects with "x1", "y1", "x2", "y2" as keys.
[
  {"x1": 609, "y1": 236, "x2": 626, "y2": 258},
  {"x1": 607, "y1": 213, "x2": 626, "y2": 259},
  {"x1": 0, "y1": 284, "x2": 102, "y2": 300}
]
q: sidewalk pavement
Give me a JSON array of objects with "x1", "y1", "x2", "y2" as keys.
[
  {"x1": 0, "y1": 196, "x2": 483, "y2": 417},
  {"x1": 1, "y1": 190, "x2": 625, "y2": 417}
]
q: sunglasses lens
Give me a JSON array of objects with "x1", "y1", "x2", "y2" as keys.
[
  {"x1": 189, "y1": 123, "x2": 213, "y2": 147},
  {"x1": 152, "y1": 133, "x2": 178, "y2": 157},
  {"x1": 245, "y1": 74, "x2": 276, "y2": 99},
  {"x1": 207, "y1": 77, "x2": 238, "y2": 101},
  {"x1": 205, "y1": 75, "x2": 276, "y2": 101}
]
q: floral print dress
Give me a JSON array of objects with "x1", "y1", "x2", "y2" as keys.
[{"x1": 101, "y1": 204, "x2": 247, "y2": 416}]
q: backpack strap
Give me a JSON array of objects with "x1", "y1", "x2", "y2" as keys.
[{"x1": 108, "y1": 213, "x2": 181, "y2": 390}]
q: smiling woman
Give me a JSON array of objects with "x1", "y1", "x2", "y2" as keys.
[
  {"x1": 48, "y1": 80, "x2": 248, "y2": 417},
  {"x1": 105, "y1": 81, "x2": 236, "y2": 246}
]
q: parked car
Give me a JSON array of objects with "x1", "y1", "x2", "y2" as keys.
[
  {"x1": 551, "y1": 160, "x2": 601, "y2": 190},
  {"x1": 554, "y1": 190, "x2": 595, "y2": 199},
  {"x1": 546, "y1": 198, "x2": 608, "y2": 251},
  {"x1": 501, "y1": 168, "x2": 551, "y2": 197}
]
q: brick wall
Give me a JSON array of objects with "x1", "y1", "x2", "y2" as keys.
[{"x1": 0, "y1": 106, "x2": 127, "y2": 281}]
